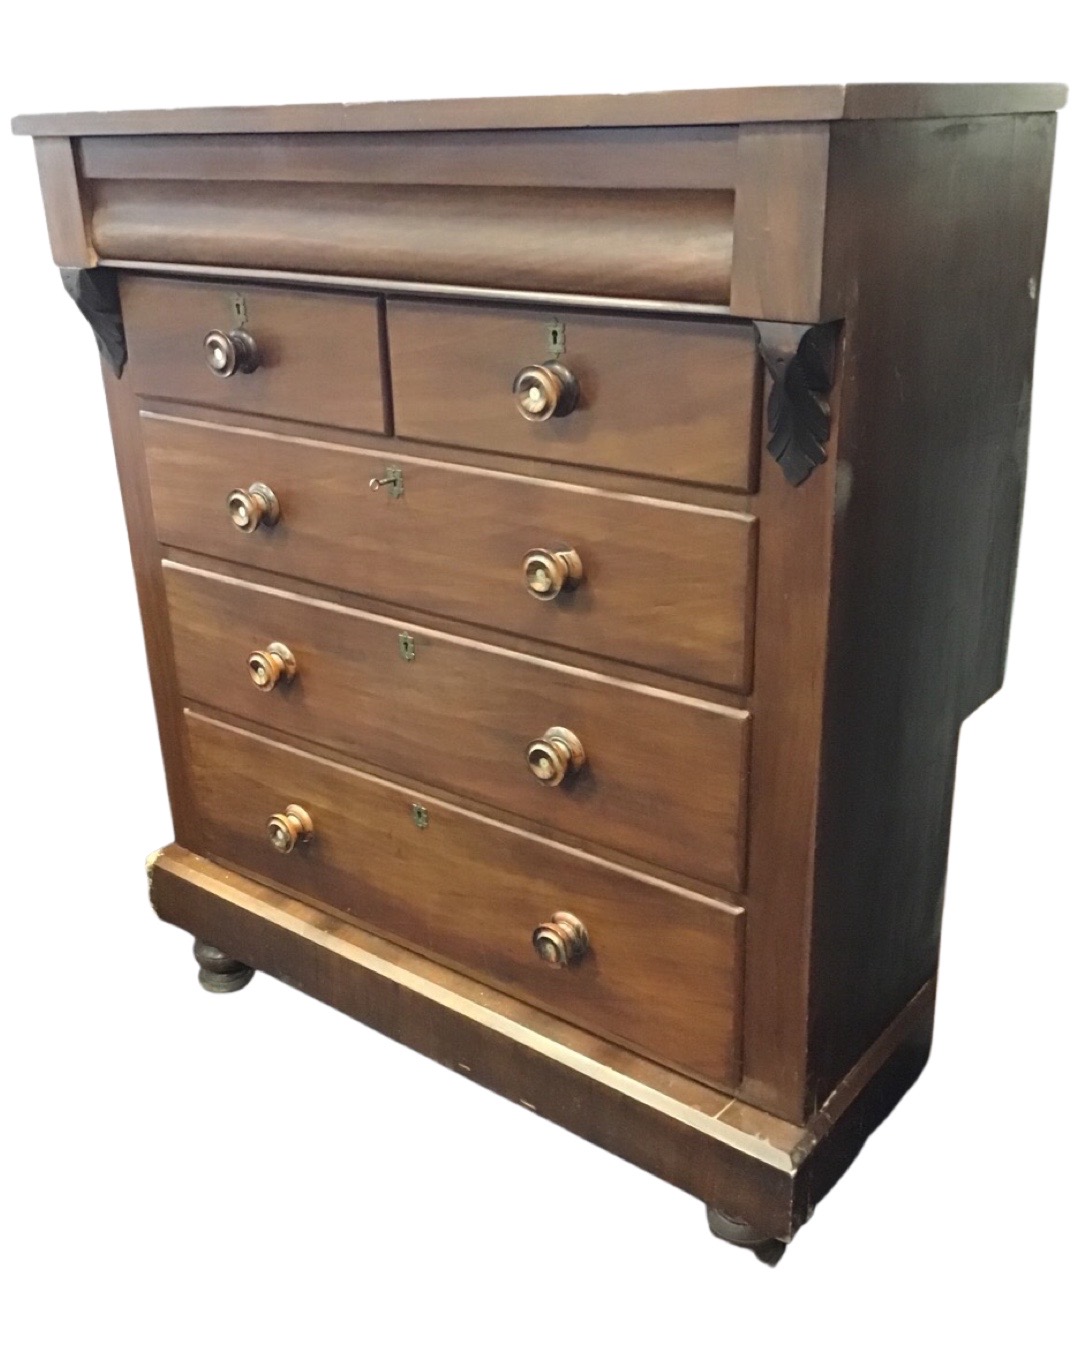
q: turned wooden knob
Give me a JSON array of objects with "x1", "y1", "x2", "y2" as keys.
[
  {"x1": 532, "y1": 912, "x2": 589, "y2": 967},
  {"x1": 512, "y1": 361, "x2": 579, "y2": 422},
  {"x1": 227, "y1": 482, "x2": 279, "y2": 533},
  {"x1": 523, "y1": 547, "x2": 583, "y2": 600},
  {"x1": 266, "y1": 804, "x2": 314, "y2": 854},
  {"x1": 204, "y1": 328, "x2": 260, "y2": 378},
  {"x1": 526, "y1": 726, "x2": 586, "y2": 786},
  {"x1": 248, "y1": 642, "x2": 296, "y2": 691}
]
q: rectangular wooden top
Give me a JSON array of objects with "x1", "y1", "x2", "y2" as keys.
[{"x1": 11, "y1": 83, "x2": 1067, "y2": 138}]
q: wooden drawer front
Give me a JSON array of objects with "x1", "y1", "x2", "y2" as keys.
[
  {"x1": 185, "y1": 711, "x2": 744, "y2": 1087},
  {"x1": 122, "y1": 276, "x2": 389, "y2": 434},
  {"x1": 145, "y1": 415, "x2": 756, "y2": 690},
  {"x1": 388, "y1": 301, "x2": 759, "y2": 490},
  {"x1": 92, "y1": 180, "x2": 735, "y2": 306},
  {"x1": 165, "y1": 563, "x2": 750, "y2": 889}
]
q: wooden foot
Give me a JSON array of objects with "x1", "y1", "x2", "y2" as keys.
[
  {"x1": 706, "y1": 1205, "x2": 788, "y2": 1265},
  {"x1": 193, "y1": 939, "x2": 254, "y2": 994}
]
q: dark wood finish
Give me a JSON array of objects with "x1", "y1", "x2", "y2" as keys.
[
  {"x1": 12, "y1": 83, "x2": 1066, "y2": 137},
  {"x1": 805, "y1": 112, "x2": 1059, "y2": 1106},
  {"x1": 149, "y1": 844, "x2": 937, "y2": 1243},
  {"x1": 16, "y1": 86, "x2": 1064, "y2": 1247},
  {"x1": 184, "y1": 712, "x2": 745, "y2": 1088},
  {"x1": 94, "y1": 181, "x2": 734, "y2": 306},
  {"x1": 388, "y1": 301, "x2": 758, "y2": 488},
  {"x1": 730, "y1": 124, "x2": 831, "y2": 322},
  {"x1": 31, "y1": 135, "x2": 94, "y2": 266},
  {"x1": 121, "y1": 276, "x2": 389, "y2": 434},
  {"x1": 754, "y1": 322, "x2": 837, "y2": 485},
  {"x1": 192, "y1": 938, "x2": 254, "y2": 993},
  {"x1": 109, "y1": 259, "x2": 735, "y2": 320},
  {"x1": 143, "y1": 393, "x2": 750, "y2": 511},
  {"x1": 100, "y1": 369, "x2": 199, "y2": 845},
  {"x1": 164, "y1": 562, "x2": 750, "y2": 889},
  {"x1": 737, "y1": 352, "x2": 840, "y2": 1117},
  {"x1": 79, "y1": 126, "x2": 739, "y2": 190},
  {"x1": 61, "y1": 268, "x2": 126, "y2": 375},
  {"x1": 161, "y1": 544, "x2": 743, "y2": 724},
  {"x1": 705, "y1": 1206, "x2": 787, "y2": 1264},
  {"x1": 143, "y1": 413, "x2": 758, "y2": 690}
]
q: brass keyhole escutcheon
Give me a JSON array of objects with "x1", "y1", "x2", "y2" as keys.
[
  {"x1": 247, "y1": 642, "x2": 297, "y2": 692},
  {"x1": 526, "y1": 727, "x2": 586, "y2": 787},
  {"x1": 532, "y1": 912, "x2": 589, "y2": 968}
]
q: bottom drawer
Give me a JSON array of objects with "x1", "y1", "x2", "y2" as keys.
[{"x1": 185, "y1": 710, "x2": 744, "y2": 1088}]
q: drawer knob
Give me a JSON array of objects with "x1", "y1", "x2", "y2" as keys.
[
  {"x1": 266, "y1": 804, "x2": 314, "y2": 854},
  {"x1": 523, "y1": 547, "x2": 583, "y2": 600},
  {"x1": 512, "y1": 361, "x2": 579, "y2": 422},
  {"x1": 248, "y1": 642, "x2": 297, "y2": 692},
  {"x1": 204, "y1": 328, "x2": 260, "y2": 378},
  {"x1": 526, "y1": 726, "x2": 586, "y2": 786},
  {"x1": 532, "y1": 912, "x2": 589, "y2": 968},
  {"x1": 227, "y1": 482, "x2": 280, "y2": 533}
]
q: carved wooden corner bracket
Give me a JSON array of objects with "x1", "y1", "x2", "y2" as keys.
[
  {"x1": 753, "y1": 321, "x2": 839, "y2": 486},
  {"x1": 60, "y1": 267, "x2": 127, "y2": 376}
]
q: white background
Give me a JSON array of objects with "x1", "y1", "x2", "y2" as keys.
[{"x1": 1, "y1": 8, "x2": 1076, "y2": 1347}]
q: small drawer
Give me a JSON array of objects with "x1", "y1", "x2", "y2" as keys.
[
  {"x1": 185, "y1": 710, "x2": 744, "y2": 1088},
  {"x1": 165, "y1": 563, "x2": 750, "y2": 890},
  {"x1": 388, "y1": 300, "x2": 760, "y2": 490},
  {"x1": 144, "y1": 414, "x2": 756, "y2": 690},
  {"x1": 121, "y1": 276, "x2": 389, "y2": 434}
]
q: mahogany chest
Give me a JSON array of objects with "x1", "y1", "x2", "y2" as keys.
[{"x1": 14, "y1": 82, "x2": 1065, "y2": 1258}]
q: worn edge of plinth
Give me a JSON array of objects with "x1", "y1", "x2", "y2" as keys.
[{"x1": 148, "y1": 844, "x2": 934, "y2": 1242}]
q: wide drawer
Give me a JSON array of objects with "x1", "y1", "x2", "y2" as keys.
[
  {"x1": 144, "y1": 414, "x2": 756, "y2": 690},
  {"x1": 184, "y1": 710, "x2": 744, "y2": 1087},
  {"x1": 388, "y1": 301, "x2": 760, "y2": 490},
  {"x1": 122, "y1": 276, "x2": 389, "y2": 433},
  {"x1": 165, "y1": 562, "x2": 750, "y2": 888}
]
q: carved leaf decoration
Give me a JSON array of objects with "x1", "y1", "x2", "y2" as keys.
[
  {"x1": 61, "y1": 266, "x2": 127, "y2": 376},
  {"x1": 754, "y1": 321, "x2": 837, "y2": 486}
]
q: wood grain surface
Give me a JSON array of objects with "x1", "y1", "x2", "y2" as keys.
[
  {"x1": 730, "y1": 124, "x2": 832, "y2": 322},
  {"x1": 32, "y1": 136, "x2": 94, "y2": 266},
  {"x1": 184, "y1": 712, "x2": 745, "y2": 1088},
  {"x1": 95, "y1": 180, "x2": 734, "y2": 304},
  {"x1": 78, "y1": 126, "x2": 739, "y2": 191},
  {"x1": 806, "y1": 111, "x2": 1059, "y2": 1102},
  {"x1": 388, "y1": 300, "x2": 758, "y2": 487},
  {"x1": 149, "y1": 843, "x2": 936, "y2": 1240},
  {"x1": 12, "y1": 83, "x2": 1066, "y2": 136},
  {"x1": 122, "y1": 276, "x2": 389, "y2": 433},
  {"x1": 165, "y1": 562, "x2": 750, "y2": 888},
  {"x1": 142, "y1": 412, "x2": 757, "y2": 689}
]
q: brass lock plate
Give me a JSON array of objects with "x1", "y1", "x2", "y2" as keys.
[{"x1": 398, "y1": 632, "x2": 416, "y2": 661}]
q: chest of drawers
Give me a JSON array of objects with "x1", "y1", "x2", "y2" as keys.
[{"x1": 15, "y1": 82, "x2": 1065, "y2": 1259}]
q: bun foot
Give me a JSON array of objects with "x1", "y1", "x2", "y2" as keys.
[
  {"x1": 706, "y1": 1205, "x2": 788, "y2": 1265},
  {"x1": 193, "y1": 939, "x2": 254, "y2": 994}
]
